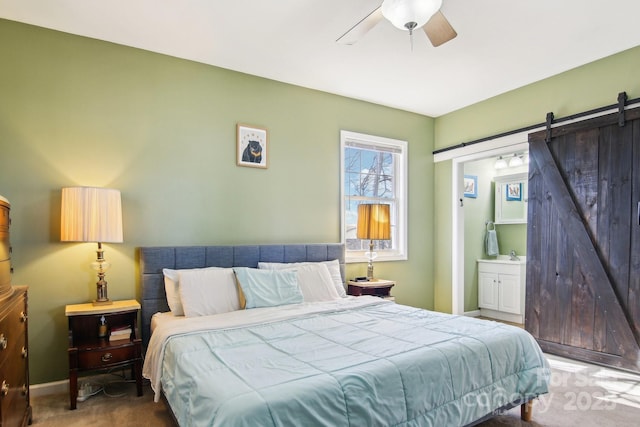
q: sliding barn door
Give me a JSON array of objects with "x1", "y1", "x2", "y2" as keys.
[{"x1": 526, "y1": 108, "x2": 640, "y2": 372}]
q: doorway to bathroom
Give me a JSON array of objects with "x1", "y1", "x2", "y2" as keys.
[
  {"x1": 462, "y1": 153, "x2": 529, "y2": 323},
  {"x1": 435, "y1": 131, "x2": 530, "y2": 317}
]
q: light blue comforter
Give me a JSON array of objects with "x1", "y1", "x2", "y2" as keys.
[{"x1": 155, "y1": 299, "x2": 549, "y2": 426}]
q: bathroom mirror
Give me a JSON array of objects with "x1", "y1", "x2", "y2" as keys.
[{"x1": 494, "y1": 172, "x2": 528, "y2": 224}]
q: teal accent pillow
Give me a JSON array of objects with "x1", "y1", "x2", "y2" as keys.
[{"x1": 233, "y1": 267, "x2": 303, "y2": 308}]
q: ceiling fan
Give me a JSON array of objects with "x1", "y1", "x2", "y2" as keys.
[{"x1": 336, "y1": 0, "x2": 457, "y2": 48}]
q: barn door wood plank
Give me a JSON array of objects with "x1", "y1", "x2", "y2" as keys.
[
  {"x1": 528, "y1": 137, "x2": 640, "y2": 363},
  {"x1": 566, "y1": 130, "x2": 599, "y2": 350},
  {"x1": 599, "y1": 123, "x2": 634, "y2": 355},
  {"x1": 527, "y1": 153, "x2": 561, "y2": 343},
  {"x1": 629, "y1": 119, "x2": 640, "y2": 340},
  {"x1": 549, "y1": 134, "x2": 575, "y2": 346},
  {"x1": 599, "y1": 123, "x2": 633, "y2": 305},
  {"x1": 525, "y1": 166, "x2": 542, "y2": 337}
]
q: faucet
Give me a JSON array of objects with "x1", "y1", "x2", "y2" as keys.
[{"x1": 509, "y1": 250, "x2": 520, "y2": 261}]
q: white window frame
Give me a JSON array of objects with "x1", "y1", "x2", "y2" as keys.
[{"x1": 340, "y1": 130, "x2": 408, "y2": 263}]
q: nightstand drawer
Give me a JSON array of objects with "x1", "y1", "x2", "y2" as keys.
[{"x1": 78, "y1": 344, "x2": 136, "y2": 369}]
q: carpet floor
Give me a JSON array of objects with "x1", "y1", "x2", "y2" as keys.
[{"x1": 30, "y1": 354, "x2": 640, "y2": 427}]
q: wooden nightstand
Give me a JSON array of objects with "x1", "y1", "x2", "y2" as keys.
[
  {"x1": 65, "y1": 300, "x2": 143, "y2": 410},
  {"x1": 347, "y1": 279, "x2": 395, "y2": 300}
]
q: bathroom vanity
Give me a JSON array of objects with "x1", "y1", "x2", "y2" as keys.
[{"x1": 478, "y1": 257, "x2": 526, "y2": 324}]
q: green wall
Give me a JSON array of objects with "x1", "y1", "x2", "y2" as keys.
[
  {"x1": 433, "y1": 45, "x2": 640, "y2": 313},
  {"x1": 0, "y1": 19, "x2": 435, "y2": 385}
]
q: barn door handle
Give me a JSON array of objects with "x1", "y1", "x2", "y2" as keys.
[{"x1": 637, "y1": 202, "x2": 639, "y2": 226}]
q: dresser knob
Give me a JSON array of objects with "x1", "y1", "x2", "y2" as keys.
[
  {"x1": 0, "y1": 334, "x2": 6, "y2": 350},
  {"x1": 101, "y1": 352, "x2": 112, "y2": 362},
  {"x1": 21, "y1": 347, "x2": 27, "y2": 358},
  {"x1": 0, "y1": 381, "x2": 8, "y2": 397},
  {"x1": 21, "y1": 384, "x2": 28, "y2": 396},
  {"x1": 19, "y1": 311, "x2": 27, "y2": 323}
]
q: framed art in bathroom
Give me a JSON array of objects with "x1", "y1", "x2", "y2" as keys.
[
  {"x1": 506, "y1": 182, "x2": 522, "y2": 201},
  {"x1": 464, "y1": 175, "x2": 477, "y2": 198}
]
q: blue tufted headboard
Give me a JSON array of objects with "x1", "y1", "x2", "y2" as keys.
[{"x1": 139, "y1": 243, "x2": 345, "y2": 349}]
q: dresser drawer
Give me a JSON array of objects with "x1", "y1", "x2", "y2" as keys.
[
  {"x1": 0, "y1": 353, "x2": 29, "y2": 427},
  {"x1": 0, "y1": 300, "x2": 27, "y2": 369},
  {"x1": 77, "y1": 344, "x2": 137, "y2": 370}
]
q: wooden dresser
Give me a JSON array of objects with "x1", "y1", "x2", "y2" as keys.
[
  {"x1": 0, "y1": 197, "x2": 11, "y2": 300},
  {"x1": 0, "y1": 197, "x2": 31, "y2": 426}
]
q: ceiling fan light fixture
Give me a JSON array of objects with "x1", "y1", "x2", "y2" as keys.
[{"x1": 381, "y1": 0, "x2": 443, "y2": 31}]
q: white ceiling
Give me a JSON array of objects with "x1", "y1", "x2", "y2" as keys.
[{"x1": 2, "y1": 0, "x2": 640, "y2": 117}]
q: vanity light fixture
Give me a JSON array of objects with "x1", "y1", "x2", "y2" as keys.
[
  {"x1": 494, "y1": 156, "x2": 508, "y2": 169},
  {"x1": 508, "y1": 154, "x2": 524, "y2": 168}
]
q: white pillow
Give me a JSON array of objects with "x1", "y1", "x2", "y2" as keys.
[
  {"x1": 163, "y1": 266, "x2": 224, "y2": 315},
  {"x1": 176, "y1": 268, "x2": 240, "y2": 317},
  {"x1": 280, "y1": 263, "x2": 340, "y2": 303},
  {"x1": 163, "y1": 268, "x2": 188, "y2": 315},
  {"x1": 258, "y1": 259, "x2": 346, "y2": 297}
]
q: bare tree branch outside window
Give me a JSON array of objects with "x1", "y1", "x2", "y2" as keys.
[{"x1": 345, "y1": 147, "x2": 395, "y2": 251}]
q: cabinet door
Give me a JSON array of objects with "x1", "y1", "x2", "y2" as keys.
[
  {"x1": 498, "y1": 274, "x2": 521, "y2": 314},
  {"x1": 478, "y1": 272, "x2": 499, "y2": 310}
]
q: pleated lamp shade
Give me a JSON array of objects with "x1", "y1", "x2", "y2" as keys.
[
  {"x1": 61, "y1": 187, "x2": 123, "y2": 243},
  {"x1": 356, "y1": 204, "x2": 391, "y2": 241}
]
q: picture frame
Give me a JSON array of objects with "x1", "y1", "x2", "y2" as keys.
[
  {"x1": 463, "y1": 175, "x2": 478, "y2": 198},
  {"x1": 237, "y1": 123, "x2": 268, "y2": 169},
  {"x1": 506, "y1": 182, "x2": 522, "y2": 201}
]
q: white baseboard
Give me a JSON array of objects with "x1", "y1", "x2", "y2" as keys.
[
  {"x1": 464, "y1": 310, "x2": 480, "y2": 317},
  {"x1": 30, "y1": 380, "x2": 68, "y2": 397},
  {"x1": 479, "y1": 308, "x2": 523, "y2": 324}
]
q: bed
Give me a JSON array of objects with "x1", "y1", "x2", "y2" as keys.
[{"x1": 140, "y1": 243, "x2": 549, "y2": 426}]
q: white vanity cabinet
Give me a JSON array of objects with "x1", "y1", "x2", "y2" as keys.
[{"x1": 478, "y1": 258, "x2": 526, "y2": 324}]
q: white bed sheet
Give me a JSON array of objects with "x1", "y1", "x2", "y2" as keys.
[{"x1": 150, "y1": 311, "x2": 181, "y2": 334}]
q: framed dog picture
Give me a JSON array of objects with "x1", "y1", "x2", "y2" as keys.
[{"x1": 237, "y1": 123, "x2": 268, "y2": 169}]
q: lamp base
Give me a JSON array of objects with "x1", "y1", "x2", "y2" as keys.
[
  {"x1": 366, "y1": 239, "x2": 375, "y2": 280},
  {"x1": 92, "y1": 299, "x2": 113, "y2": 306}
]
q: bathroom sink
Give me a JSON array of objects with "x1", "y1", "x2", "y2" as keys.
[{"x1": 478, "y1": 255, "x2": 526, "y2": 264}]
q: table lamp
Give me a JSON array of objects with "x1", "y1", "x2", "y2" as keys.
[
  {"x1": 61, "y1": 187, "x2": 123, "y2": 305},
  {"x1": 356, "y1": 203, "x2": 391, "y2": 280}
]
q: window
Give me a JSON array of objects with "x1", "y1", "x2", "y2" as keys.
[{"x1": 340, "y1": 130, "x2": 407, "y2": 263}]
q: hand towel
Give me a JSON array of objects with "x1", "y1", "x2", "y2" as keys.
[{"x1": 485, "y1": 222, "x2": 499, "y2": 256}]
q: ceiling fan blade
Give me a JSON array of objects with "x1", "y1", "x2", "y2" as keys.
[
  {"x1": 423, "y1": 10, "x2": 457, "y2": 47},
  {"x1": 336, "y1": 7, "x2": 384, "y2": 45}
]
